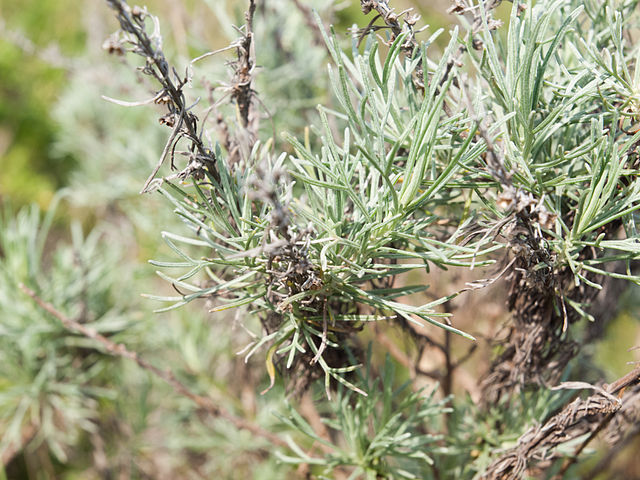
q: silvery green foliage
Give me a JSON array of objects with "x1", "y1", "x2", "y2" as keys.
[
  {"x1": 465, "y1": 0, "x2": 640, "y2": 292},
  {"x1": 106, "y1": 0, "x2": 640, "y2": 476},
  {"x1": 151, "y1": 0, "x2": 640, "y2": 393},
  {"x1": 278, "y1": 354, "x2": 451, "y2": 479},
  {"x1": 0, "y1": 199, "x2": 137, "y2": 462},
  {"x1": 149, "y1": 19, "x2": 494, "y2": 396}
]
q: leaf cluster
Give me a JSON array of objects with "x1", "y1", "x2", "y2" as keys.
[{"x1": 0, "y1": 198, "x2": 138, "y2": 464}]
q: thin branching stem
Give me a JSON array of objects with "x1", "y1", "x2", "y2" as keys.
[{"x1": 19, "y1": 283, "x2": 289, "y2": 449}]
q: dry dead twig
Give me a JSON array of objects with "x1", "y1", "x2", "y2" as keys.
[
  {"x1": 358, "y1": 0, "x2": 424, "y2": 88},
  {"x1": 230, "y1": 0, "x2": 257, "y2": 132},
  {"x1": 104, "y1": 0, "x2": 221, "y2": 192},
  {"x1": 482, "y1": 368, "x2": 640, "y2": 479}
]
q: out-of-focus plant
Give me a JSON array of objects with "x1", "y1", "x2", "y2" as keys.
[
  {"x1": 0, "y1": 198, "x2": 138, "y2": 469},
  {"x1": 277, "y1": 353, "x2": 451, "y2": 479}
]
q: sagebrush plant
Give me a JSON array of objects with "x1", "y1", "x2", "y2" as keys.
[
  {"x1": 277, "y1": 352, "x2": 452, "y2": 478},
  {"x1": 3, "y1": 0, "x2": 640, "y2": 478},
  {"x1": 101, "y1": 0, "x2": 640, "y2": 476},
  {"x1": 0, "y1": 197, "x2": 138, "y2": 465}
]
